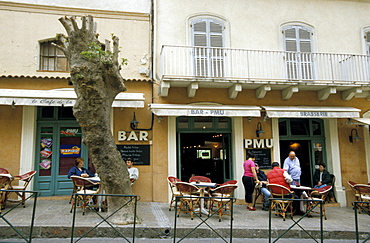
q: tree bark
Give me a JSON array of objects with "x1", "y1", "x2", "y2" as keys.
[{"x1": 57, "y1": 16, "x2": 139, "y2": 224}]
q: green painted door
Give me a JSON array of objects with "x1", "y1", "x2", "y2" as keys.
[{"x1": 35, "y1": 124, "x2": 88, "y2": 196}]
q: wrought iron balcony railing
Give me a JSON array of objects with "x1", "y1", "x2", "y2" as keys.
[{"x1": 160, "y1": 45, "x2": 370, "y2": 85}]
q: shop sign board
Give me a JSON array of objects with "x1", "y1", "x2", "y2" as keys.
[
  {"x1": 246, "y1": 148, "x2": 271, "y2": 169},
  {"x1": 117, "y1": 145, "x2": 150, "y2": 165}
]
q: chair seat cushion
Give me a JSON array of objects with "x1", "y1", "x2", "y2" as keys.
[{"x1": 77, "y1": 190, "x2": 98, "y2": 194}]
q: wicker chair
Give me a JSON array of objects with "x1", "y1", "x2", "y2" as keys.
[
  {"x1": 209, "y1": 184, "x2": 237, "y2": 222},
  {"x1": 307, "y1": 185, "x2": 332, "y2": 220},
  {"x1": 175, "y1": 182, "x2": 200, "y2": 220},
  {"x1": 7, "y1": 171, "x2": 36, "y2": 207},
  {"x1": 70, "y1": 176, "x2": 101, "y2": 215},
  {"x1": 0, "y1": 174, "x2": 13, "y2": 212},
  {"x1": 267, "y1": 184, "x2": 295, "y2": 221},
  {"x1": 167, "y1": 176, "x2": 182, "y2": 211}
]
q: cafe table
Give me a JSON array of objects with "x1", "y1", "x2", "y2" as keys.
[
  {"x1": 290, "y1": 185, "x2": 314, "y2": 213},
  {"x1": 190, "y1": 182, "x2": 217, "y2": 215}
]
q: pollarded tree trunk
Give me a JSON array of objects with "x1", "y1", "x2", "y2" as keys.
[{"x1": 56, "y1": 16, "x2": 139, "y2": 224}]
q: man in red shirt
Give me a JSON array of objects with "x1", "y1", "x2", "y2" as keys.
[{"x1": 267, "y1": 162, "x2": 292, "y2": 187}]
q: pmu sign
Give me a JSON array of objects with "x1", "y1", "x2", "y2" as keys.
[{"x1": 244, "y1": 139, "x2": 273, "y2": 148}]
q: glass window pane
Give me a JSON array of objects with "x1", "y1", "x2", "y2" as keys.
[
  {"x1": 279, "y1": 120, "x2": 287, "y2": 136},
  {"x1": 58, "y1": 107, "x2": 75, "y2": 119},
  {"x1": 290, "y1": 119, "x2": 309, "y2": 135},
  {"x1": 194, "y1": 117, "x2": 213, "y2": 129},
  {"x1": 40, "y1": 107, "x2": 54, "y2": 118},
  {"x1": 217, "y1": 117, "x2": 229, "y2": 129},
  {"x1": 312, "y1": 120, "x2": 322, "y2": 135},
  {"x1": 177, "y1": 117, "x2": 189, "y2": 129}
]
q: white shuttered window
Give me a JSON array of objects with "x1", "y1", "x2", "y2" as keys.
[
  {"x1": 192, "y1": 19, "x2": 224, "y2": 77},
  {"x1": 283, "y1": 25, "x2": 313, "y2": 80}
]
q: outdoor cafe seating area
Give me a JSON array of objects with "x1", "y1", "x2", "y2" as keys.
[
  {"x1": 167, "y1": 175, "x2": 238, "y2": 222},
  {"x1": 0, "y1": 168, "x2": 37, "y2": 212}
]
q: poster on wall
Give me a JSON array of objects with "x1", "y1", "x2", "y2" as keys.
[
  {"x1": 60, "y1": 145, "x2": 81, "y2": 157},
  {"x1": 246, "y1": 148, "x2": 271, "y2": 169},
  {"x1": 116, "y1": 145, "x2": 150, "y2": 165}
]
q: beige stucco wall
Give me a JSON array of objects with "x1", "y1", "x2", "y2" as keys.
[{"x1": 0, "y1": 2, "x2": 150, "y2": 80}]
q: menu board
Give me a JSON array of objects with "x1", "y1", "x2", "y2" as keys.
[
  {"x1": 117, "y1": 145, "x2": 150, "y2": 165},
  {"x1": 246, "y1": 148, "x2": 271, "y2": 169}
]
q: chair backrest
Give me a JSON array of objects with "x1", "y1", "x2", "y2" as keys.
[
  {"x1": 220, "y1": 180, "x2": 238, "y2": 186},
  {"x1": 316, "y1": 185, "x2": 332, "y2": 194},
  {"x1": 0, "y1": 168, "x2": 9, "y2": 174},
  {"x1": 167, "y1": 176, "x2": 181, "y2": 186},
  {"x1": 70, "y1": 176, "x2": 98, "y2": 191},
  {"x1": 211, "y1": 184, "x2": 238, "y2": 197},
  {"x1": 354, "y1": 184, "x2": 370, "y2": 196},
  {"x1": 329, "y1": 174, "x2": 335, "y2": 186},
  {"x1": 189, "y1": 176, "x2": 211, "y2": 183},
  {"x1": 267, "y1": 184, "x2": 293, "y2": 197},
  {"x1": 347, "y1": 181, "x2": 357, "y2": 188},
  {"x1": 175, "y1": 181, "x2": 200, "y2": 195},
  {"x1": 0, "y1": 175, "x2": 12, "y2": 189},
  {"x1": 18, "y1": 171, "x2": 37, "y2": 183}
]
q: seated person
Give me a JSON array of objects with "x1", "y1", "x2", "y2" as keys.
[
  {"x1": 255, "y1": 163, "x2": 271, "y2": 211},
  {"x1": 126, "y1": 158, "x2": 139, "y2": 186},
  {"x1": 313, "y1": 163, "x2": 331, "y2": 189},
  {"x1": 68, "y1": 157, "x2": 94, "y2": 179}
]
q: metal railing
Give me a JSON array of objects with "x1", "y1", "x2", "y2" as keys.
[
  {"x1": 173, "y1": 195, "x2": 234, "y2": 242},
  {"x1": 268, "y1": 198, "x2": 324, "y2": 243},
  {"x1": 161, "y1": 45, "x2": 370, "y2": 85},
  {"x1": 353, "y1": 201, "x2": 370, "y2": 243},
  {"x1": 70, "y1": 194, "x2": 138, "y2": 243},
  {"x1": 0, "y1": 189, "x2": 40, "y2": 243}
]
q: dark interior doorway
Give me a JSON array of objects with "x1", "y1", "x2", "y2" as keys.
[
  {"x1": 179, "y1": 133, "x2": 230, "y2": 184},
  {"x1": 280, "y1": 140, "x2": 312, "y2": 187}
]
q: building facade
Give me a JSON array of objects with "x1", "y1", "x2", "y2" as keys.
[
  {"x1": 152, "y1": 0, "x2": 370, "y2": 206},
  {"x1": 1, "y1": 0, "x2": 370, "y2": 207}
]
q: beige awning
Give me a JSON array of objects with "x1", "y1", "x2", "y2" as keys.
[
  {"x1": 350, "y1": 118, "x2": 370, "y2": 126},
  {"x1": 150, "y1": 103, "x2": 261, "y2": 117},
  {"x1": 0, "y1": 89, "x2": 145, "y2": 108},
  {"x1": 262, "y1": 106, "x2": 360, "y2": 118}
]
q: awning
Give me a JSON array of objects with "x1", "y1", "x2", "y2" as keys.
[
  {"x1": 350, "y1": 118, "x2": 370, "y2": 126},
  {"x1": 262, "y1": 106, "x2": 361, "y2": 118},
  {"x1": 0, "y1": 89, "x2": 145, "y2": 108},
  {"x1": 149, "y1": 103, "x2": 261, "y2": 117}
]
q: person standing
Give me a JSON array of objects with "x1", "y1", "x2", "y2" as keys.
[
  {"x1": 126, "y1": 158, "x2": 139, "y2": 186},
  {"x1": 255, "y1": 163, "x2": 271, "y2": 211},
  {"x1": 242, "y1": 152, "x2": 260, "y2": 211},
  {"x1": 283, "y1": 151, "x2": 301, "y2": 186}
]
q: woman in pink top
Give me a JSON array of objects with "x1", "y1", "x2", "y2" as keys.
[{"x1": 242, "y1": 152, "x2": 260, "y2": 211}]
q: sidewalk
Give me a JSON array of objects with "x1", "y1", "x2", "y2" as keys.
[{"x1": 0, "y1": 199, "x2": 369, "y2": 241}]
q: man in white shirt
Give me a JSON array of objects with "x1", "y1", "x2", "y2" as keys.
[
  {"x1": 126, "y1": 158, "x2": 139, "y2": 186},
  {"x1": 283, "y1": 151, "x2": 301, "y2": 186}
]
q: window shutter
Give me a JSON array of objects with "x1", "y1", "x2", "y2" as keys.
[{"x1": 193, "y1": 21, "x2": 207, "y2": 47}]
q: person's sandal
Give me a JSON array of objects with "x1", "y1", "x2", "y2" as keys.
[{"x1": 247, "y1": 206, "x2": 256, "y2": 211}]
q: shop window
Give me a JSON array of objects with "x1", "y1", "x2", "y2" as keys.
[
  {"x1": 178, "y1": 117, "x2": 189, "y2": 129},
  {"x1": 177, "y1": 116, "x2": 231, "y2": 131},
  {"x1": 217, "y1": 117, "x2": 230, "y2": 129},
  {"x1": 39, "y1": 40, "x2": 69, "y2": 71},
  {"x1": 38, "y1": 107, "x2": 75, "y2": 120},
  {"x1": 311, "y1": 120, "x2": 322, "y2": 135},
  {"x1": 279, "y1": 120, "x2": 288, "y2": 136}
]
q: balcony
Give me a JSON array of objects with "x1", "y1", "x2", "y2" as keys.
[{"x1": 160, "y1": 45, "x2": 370, "y2": 100}]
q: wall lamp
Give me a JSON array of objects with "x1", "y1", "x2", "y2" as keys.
[
  {"x1": 130, "y1": 112, "x2": 139, "y2": 130},
  {"x1": 349, "y1": 128, "x2": 361, "y2": 143},
  {"x1": 256, "y1": 122, "x2": 265, "y2": 138}
]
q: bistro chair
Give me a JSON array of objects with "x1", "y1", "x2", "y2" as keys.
[
  {"x1": 348, "y1": 180, "x2": 361, "y2": 202},
  {"x1": 0, "y1": 168, "x2": 9, "y2": 174},
  {"x1": 189, "y1": 176, "x2": 212, "y2": 183},
  {"x1": 267, "y1": 184, "x2": 295, "y2": 221},
  {"x1": 70, "y1": 176, "x2": 101, "y2": 215},
  {"x1": 0, "y1": 174, "x2": 13, "y2": 212},
  {"x1": 167, "y1": 176, "x2": 182, "y2": 211},
  {"x1": 306, "y1": 185, "x2": 332, "y2": 220},
  {"x1": 7, "y1": 171, "x2": 36, "y2": 208},
  {"x1": 220, "y1": 180, "x2": 238, "y2": 186},
  {"x1": 252, "y1": 182, "x2": 263, "y2": 208},
  {"x1": 353, "y1": 184, "x2": 370, "y2": 212},
  {"x1": 209, "y1": 184, "x2": 237, "y2": 222},
  {"x1": 175, "y1": 181, "x2": 200, "y2": 220}
]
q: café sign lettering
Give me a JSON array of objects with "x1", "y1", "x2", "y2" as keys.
[
  {"x1": 299, "y1": 111, "x2": 328, "y2": 117},
  {"x1": 189, "y1": 109, "x2": 225, "y2": 116},
  {"x1": 118, "y1": 131, "x2": 149, "y2": 141},
  {"x1": 245, "y1": 139, "x2": 273, "y2": 148},
  {"x1": 31, "y1": 99, "x2": 74, "y2": 106}
]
